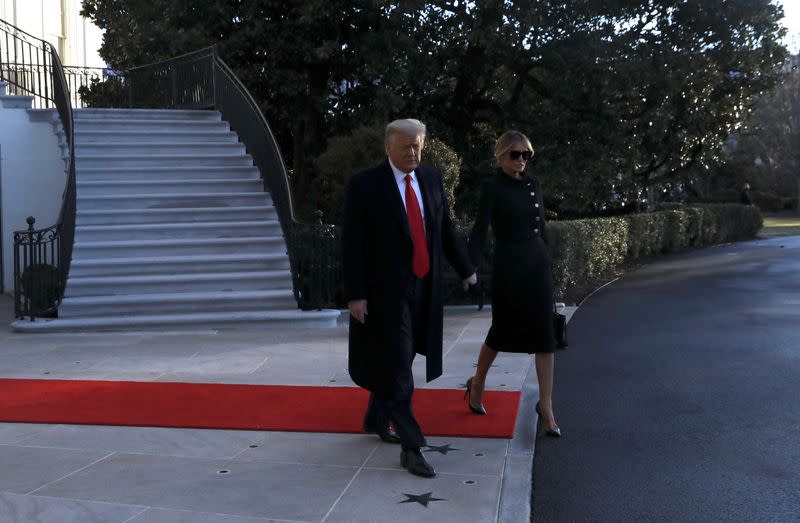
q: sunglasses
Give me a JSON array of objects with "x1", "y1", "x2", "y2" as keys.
[{"x1": 509, "y1": 150, "x2": 533, "y2": 161}]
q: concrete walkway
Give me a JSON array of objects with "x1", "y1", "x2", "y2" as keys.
[{"x1": 0, "y1": 297, "x2": 575, "y2": 522}]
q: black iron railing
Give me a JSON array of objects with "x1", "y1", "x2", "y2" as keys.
[
  {"x1": 2, "y1": 18, "x2": 76, "y2": 320},
  {"x1": 0, "y1": 18, "x2": 53, "y2": 108},
  {"x1": 121, "y1": 46, "x2": 338, "y2": 309},
  {"x1": 1, "y1": 62, "x2": 107, "y2": 108}
]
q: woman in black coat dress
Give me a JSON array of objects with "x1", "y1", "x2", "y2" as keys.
[{"x1": 465, "y1": 130, "x2": 561, "y2": 437}]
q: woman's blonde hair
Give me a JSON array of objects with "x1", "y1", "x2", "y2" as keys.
[{"x1": 494, "y1": 130, "x2": 534, "y2": 161}]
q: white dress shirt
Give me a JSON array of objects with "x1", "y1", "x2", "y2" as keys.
[{"x1": 388, "y1": 159, "x2": 426, "y2": 224}]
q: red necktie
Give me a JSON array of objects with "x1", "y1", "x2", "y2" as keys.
[{"x1": 404, "y1": 174, "x2": 430, "y2": 279}]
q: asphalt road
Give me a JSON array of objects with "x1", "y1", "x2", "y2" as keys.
[{"x1": 532, "y1": 235, "x2": 800, "y2": 522}]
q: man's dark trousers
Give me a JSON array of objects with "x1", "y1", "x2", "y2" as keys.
[{"x1": 363, "y1": 275, "x2": 429, "y2": 449}]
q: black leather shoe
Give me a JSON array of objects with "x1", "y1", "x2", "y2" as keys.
[
  {"x1": 363, "y1": 422, "x2": 401, "y2": 444},
  {"x1": 400, "y1": 448, "x2": 436, "y2": 478},
  {"x1": 377, "y1": 427, "x2": 401, "y2": 444}
]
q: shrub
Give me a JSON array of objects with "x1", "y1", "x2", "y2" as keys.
[
  {"x1": 20, "y1": 263, "x2": 60, "y2": 317},
  {"x1": 545, "y1": 204, "x2": 762, "y2": 299},
  {"x1": 78, "y1": 77, "x2": 129, "y2": 108},
  {"x1": 313, "y1": 124, "x2": 462, "y2": 224}
]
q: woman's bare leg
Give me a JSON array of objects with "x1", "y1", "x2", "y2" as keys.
[
  {"x1": 470, "y1": 343, "x2": 498, "y2": 407},
  {"x1": 535, "y1": 352, "x2": 558, "y2": 429}
]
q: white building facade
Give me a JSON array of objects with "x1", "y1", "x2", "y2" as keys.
[{"x1": 0, "y1": 0, "x2": 104, "y2": 69}]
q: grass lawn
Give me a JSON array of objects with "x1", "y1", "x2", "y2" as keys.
[{"x1": 760, "y1": 215, "x2": 800, "y2": 237}]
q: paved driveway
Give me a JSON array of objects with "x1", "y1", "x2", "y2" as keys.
[{"x1": 532, "y1": 236, "x2": 800, "y2": 522}]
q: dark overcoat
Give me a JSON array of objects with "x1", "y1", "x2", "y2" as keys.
[{"x1": 342, "y1": 159, "x2": 473, "y2": 399}]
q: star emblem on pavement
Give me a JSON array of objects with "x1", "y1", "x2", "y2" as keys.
[
  {"x1": 399, "y1": 492, "x2": 446, "y2": 507},
  {"x1": 424, "y1": 443, "x2": 460, "y2": 455}
]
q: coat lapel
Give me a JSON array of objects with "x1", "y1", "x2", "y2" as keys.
[
  {"x1": 378, "y1": 159, "x2": 411, "y2": 238},
  {"x1": 415, "y1": 165, "x2": 435, "y2": 244}
]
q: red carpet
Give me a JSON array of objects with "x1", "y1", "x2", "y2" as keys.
[{"x1": 0, "y1": 379, "x2": 520, "y2": 438}]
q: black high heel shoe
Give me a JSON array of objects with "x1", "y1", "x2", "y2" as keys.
[
  {"x1": 535, "y1": 401, "x2": 561, "y2": 438},
  {"x1": 464, "y1": 377, "x2": 487, "y2": 415}
]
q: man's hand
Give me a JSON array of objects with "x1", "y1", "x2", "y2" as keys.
[
  {"x1": 348, "y1": 299, "x2": 368, "y2": 323},
  {"x1": 462, "y1": 273, "x2": 478, "y2": 291}
]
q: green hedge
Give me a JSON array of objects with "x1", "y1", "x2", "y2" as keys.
[{"x1": 547, "y1": 204, "x2": 762, "y2": 297}]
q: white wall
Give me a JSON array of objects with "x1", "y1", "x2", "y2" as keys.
[
  {"x1": 0, "y1": 0, "x2": 105, "y2": 69},
  {"x1": 0, "y1": 103, "x2": 66, "y2": 295}
]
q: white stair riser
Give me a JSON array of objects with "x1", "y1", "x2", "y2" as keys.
[
  {"x1": 77, "y1": 207, "x2": 277, "y2": 225},
  {"x1": 73, "y1": 239, "x2": 286, "y2": 258},
  {"x1": 75, "y1": 109, "x2": 221, "y2": 121},
  {"x1": 65, "y1": 274, "x2": 294, "y2": 297},
  {"x1": 0, "y1": 95, "x2": 34, "y2": 108},
  {"x1": 75, "y1": 120, "x2": 230, "y2": 132},
  {"x1": 75, "y1": 223, "x2": 282, "y2": 241},
  {"x1": 77, "y1": 193, "x2": 270, "y2": 210},
  {"x1": 13, "y1": 311, "x2": 339, "y2": 332},
  {"x1": 53, "y1": 107, "x2": 311, "y2": 330},
  {"x1": 77, "y1": 166, "x2": 261, "y2": 181},
  {"x1": 60, "y1": 295, "x2": 297, "y2": 318},
  {"x1": 69, "y1": 257, "x2": 290, "y2": 278},
  {"x1": 77, "y1": 180, "x2": 263, "y2": 196},
  {"x1": 76, "y1": 155, "x2": 254, "y2": 168},
  {"x1": 76, "y1": 143, "x2": 247, "y2": 155},
  {"x1": 75, "y1": 132, "x2": 239, "y2": 144}
]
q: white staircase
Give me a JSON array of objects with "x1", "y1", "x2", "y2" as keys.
[{"x1": 12, "y1": 107, "x2": 339, "y2": 331}]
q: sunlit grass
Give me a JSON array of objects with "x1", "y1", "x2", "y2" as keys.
[{"x1": 760, "y1": 215, "x2": 800, "y2": 237}]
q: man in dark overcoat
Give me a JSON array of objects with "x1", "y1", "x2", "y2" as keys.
[{"x1": 342, "y1": 118, "x2": 476, "y2": 477}]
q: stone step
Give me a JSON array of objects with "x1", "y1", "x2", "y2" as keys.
[
  {"x1": 59, "y1": 289, "x2": 298, "y2": 317},
  {"x1": 69, "y1": 253, "x2": 290, "y2": 277},
  {"x1": 76, "y1": 165, "x2": 261, "y2": 182},
  {"x1": 74, "y1": 119, "x2": 230, "y2": 133},
  {"x1": 74, "y1": 108, "x2": 222, "y2": 121},
  {"x1": 74, "y1": 129, "x2": 239, "y2": 143},
  {"x1": 74, "y1": 220, "x2": 282, "y2": 241},
  {"x1": 26, "y1": 108, "x2": 60, "y2": 122},
  {"x1": 75, "y1": 141, "x2": 247, "y2": 156},
  {"x1": 76, "y1": 179, "x2": 263, "y2": 196},
  {"x1": 75, "y1": 153, "x2": 254, "y2": 169},
  {"x1": 64, "y1": 270, "x2": 293, "y2": 297},
  {"x1": 11, "y1": 309, "x2": 341, "y2": 332},
  {"x1": 72, "y1": 236, "x2": 287, "y2": 258},
  {"x1": 76, "y1": 206, "x2": 277, "y2": 225},
  {"x1": 0, "y1": 94, "x2": 34, "y2": 109},
  {"x1": 76, "y1": 192, "x2": 270, "y2": 210}
]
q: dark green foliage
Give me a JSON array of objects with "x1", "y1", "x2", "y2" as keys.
[
  {"x1": 750, "y1": 191, "x2": 798, "y2": 212},
  {"x1": 547, "y1": 204, "x2": 762, "y2": 297},
  {"x1": 80, "y1": 0, "x2": 789, "y2": 217},
  {"x1": 713, "y1": 55, "x2": 800, "y2": 211},
  {"x1": 312, "y1": 124, "x2": 385, "y2": 222},
  {"x1": 77, "y1": 77, "x2": 128, "y2": 108},
  {"x1": 20, "y1": 263, "x2": 60, "y2": 317},
  {"x1": 312, "y1": 124, "x2": 462, "y2": 224}
]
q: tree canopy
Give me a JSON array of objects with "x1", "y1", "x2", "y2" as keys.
[{"x1": 81, "y1": 0, "x2": 789, "y2": 217}]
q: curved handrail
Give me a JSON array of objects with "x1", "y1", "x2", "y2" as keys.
[
  {"x1": 2, "y1": 17, "x2": 76, "y2": 319},
  {"x1": 210, "y1": 50, "x2": 338, "y2": 308},
  {"x1": 211, "y1": 53, "x2": 297, "y2": 228}
]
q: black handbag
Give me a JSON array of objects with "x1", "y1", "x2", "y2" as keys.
[{"x1": 553, "y1": 304, "x2": 568, "y2": 349}]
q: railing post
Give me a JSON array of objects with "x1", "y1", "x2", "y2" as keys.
[
  {"x1": 128, "y1": 74, "x2": 134, "y2": 108},
  {"x1": 211, "y1": 45, "x2": 218, "y2": 107},
  {"x1": 312, "y1": 210, "x2": 325, "y2": 310},
  {"x1": 24, "y1": 216, "x2": 37, "y2": 321}
]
